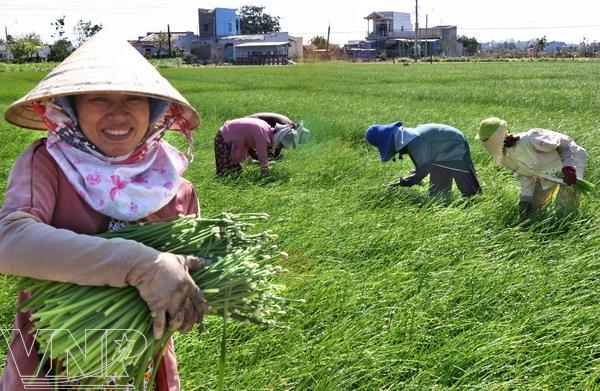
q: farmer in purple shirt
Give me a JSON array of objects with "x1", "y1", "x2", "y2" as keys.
[
  {"x1": 246, "y1": 112, "x2": 297, "y2": 160},
  {"x1": 214, "y1": 117, "x2": 309, "y2": 176}
]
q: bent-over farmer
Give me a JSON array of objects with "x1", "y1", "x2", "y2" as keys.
[{"x1": 365, "y1": 121, "x2": 481, "y2": 198}]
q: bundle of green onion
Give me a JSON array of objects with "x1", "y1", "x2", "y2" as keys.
[
  {"x1": 573, "y1": 178, "x2": 596, "y2": 195},
  {"x1": 16, "y1": 213, "x2": 287, "y2": 390},
  {"x1": 548, "y1": 170, "x2": 596, "y2": 195}
]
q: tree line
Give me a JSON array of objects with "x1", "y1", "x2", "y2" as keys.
[
  {"x1": 3, "y1": 5, "x2": 282, "y2": 63},
  {"x1": 4, "y1": 16, "x2": 102, "y2": 62}
]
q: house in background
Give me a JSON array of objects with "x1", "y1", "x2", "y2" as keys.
[
  {"x1": 356, "y1": 10, "x2": 463, "y2": 58},
  {"x1": 39, "y1": 44, "x2": 51, "y2": 60},
  {"x1": 363, "y1": 11, "x2": 413, "y2": 57},
  {"x1": 218, "y1": 32, "x2": 298, "y2": 64},
  {"x1": 543, "y1": 41, "x2": 568, "y2": 54},
  {"x1": 178, "y1": 8, "x2": 302, "y2": 64},
  {"x1": 418, "y1": 25, "x2": 463, "y2": 57},
  {"x1": 0, "y1": 42, "x2": 52, "y2": 61},
  {"x1": 287, "y1": 35, "x2": 303, "y2": 62},
  {"x1": 130, "y1": 31, "x2": 192, "y2": 57},
  {"x1": 233, "y1": 41, "x2": 289, "y2": 64},
  {"x1": 0, "y1": 43, "x2": 8, "y2": 60},
  {"x1": 126, "y1": 6, "x2": 301, "y2": 64},
  {"x1": 365, "y1": 11, "x2": 413, "y2": 38},
  {"x1": 344, "y1": 40, "x2": 377, "y2": 62}
]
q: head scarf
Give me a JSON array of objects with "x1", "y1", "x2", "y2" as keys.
[
  {"x1": 295, "y1": 121, "x2": 311, "y2": 144},
  {"x1": 273, "y1": 124, "x2": 298, "y2": 149},
  {"x1": 272, "y1": 121, "x2": 311, "y2": 149},
  {"x1": 34, "y1": 97, "x2": 189, "y2": 221}
]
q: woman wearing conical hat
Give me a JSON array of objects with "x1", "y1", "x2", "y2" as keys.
[
  {"x1": 477, "y1": 117, "x2": 587, "y2": 214},
  {"x1": 0, "y1": 31, "x2": 205, "y2": 390}
]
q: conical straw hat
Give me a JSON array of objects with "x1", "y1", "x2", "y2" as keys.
[{"x1": 4, "y1": 29, "x2": 200, "y2": 131}]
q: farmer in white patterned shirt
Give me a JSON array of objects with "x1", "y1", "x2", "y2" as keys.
[{"x1": 477, "y1": 117, "x2": 587, "y2": 214}]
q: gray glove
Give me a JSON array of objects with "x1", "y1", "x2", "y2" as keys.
[{"x1": 128, "y1": 253, "x2": 208, "y2": 339}]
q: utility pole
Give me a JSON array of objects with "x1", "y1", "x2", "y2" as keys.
[
  {"x1": 326, "y1": 25, "x2": 330, "y2": 53},
  {"x1": 424, "y1": 13, "x2": 428, "y2": 60},
  {"x1": 414, "y1": 0, "x2": 419, "y2": 62},
  {"x1": 167, "y1": 24, "x2": 172, "y2": 58}
]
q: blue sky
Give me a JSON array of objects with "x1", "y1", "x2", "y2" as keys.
[{"x1": 1, "y1": 0, "x2": 599, "y2": 45}]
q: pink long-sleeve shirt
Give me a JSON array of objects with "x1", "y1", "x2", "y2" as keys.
[
  {"x1": 219, "y1": 117, "x2": 274, "y2": 169},
  {"x1": 0, "y1": 139, "x2": 199, "y2": 391}
]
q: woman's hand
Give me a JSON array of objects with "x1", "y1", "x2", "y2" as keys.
[
  {"x1": 129, "y1": 253, "x2": 209, "y2": 339},
  {"x1": 388, "y1": 177, "x2": 412, "y2": 188},
  {"x1": 562, "y1": 166, "x2": 577, "y2": 185},
  {"x1": 503, "y1": 134, "x2": 520, "y2": 149}
]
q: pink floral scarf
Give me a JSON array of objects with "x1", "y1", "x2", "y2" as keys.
[{"x1": 34, "y1": 99, "x2": 190, "y2": 222}]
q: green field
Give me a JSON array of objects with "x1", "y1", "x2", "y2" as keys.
[{"x1": 1, "y1": 61, "x2": 600, "y2": 389}]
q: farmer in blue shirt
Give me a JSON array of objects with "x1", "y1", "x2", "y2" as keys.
[{"x1": 365, "y1": 121, "x2": 481, "y2": 198}]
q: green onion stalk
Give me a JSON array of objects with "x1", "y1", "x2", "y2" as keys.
[
  {"x1": 16, "y1": 213, "x2": 287, "y2": 390},
  {"x1": 547, "y1": 170, "x2": 596, "y2": 195},
  {"x1": 572, "y1": 178, "x2": 595, "y2": 195}
]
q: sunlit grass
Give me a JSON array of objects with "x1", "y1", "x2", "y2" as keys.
[{"x1": 1, "y1": 62, "x2": 599, "y2": 389}]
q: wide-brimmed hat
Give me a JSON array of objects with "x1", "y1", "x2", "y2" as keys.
[
  {"x1": 478, "y1": 117, "x2": 508, "y2": 165},
  {"x1": 477, "y1": 117, "x2": 507, "y2": 141},
  {"x1": 246, "y1": 112, "x2": 293, "y2": 127},
  {"x1": 4, "y1": 29, "x2": 200, "y2": 131},
  {"x1": 365, "y1": 121, "x2": 403, "y2": 162}
]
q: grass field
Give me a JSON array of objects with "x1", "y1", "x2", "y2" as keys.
[{"x1": 1, "y1": 61, "x2": 600, "y2": 389}]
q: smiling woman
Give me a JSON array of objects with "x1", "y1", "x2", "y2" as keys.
[
  {"x1": 73, "y1": 93, "x2": 151, "y2": 157},
  {"x1": 0, "y1": 30, "x2": 205, "y2": 391}
]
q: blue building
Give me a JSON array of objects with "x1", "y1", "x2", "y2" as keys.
[{"x1": 198, "y1": 8, "x2": 239, "y2": 38}]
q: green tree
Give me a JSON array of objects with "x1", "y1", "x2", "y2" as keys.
[
  {"x1": 534, "y1": 35, "x2": 547, "y2": 57},
  {"x1": 51, "y1": 16, "x2": 66, "y2": 40},
  {"x1": 310, "y1": 35, "x2": 327, "y2": 49},
  {"x1": 7, "y1": 33, "x2": 43, "y2": 62},
  {"x1": 73, "y1": 20, "x2": 103, "y2": 47},
  {"x1": 457, "y1": 35, "x2": 479, "y2": 56},
  {"x1": 239, "y1": 5, "x2": 281, "y2": 34},
  {"x1": 49, "y1": 16, "x2": 72, "y2": 62},
  {"x1": 152, "y1": 32, "x2": 176, "y2": 58},
  {"x1": 49, "y1": 39, "x2": 72, "y2": 61}
]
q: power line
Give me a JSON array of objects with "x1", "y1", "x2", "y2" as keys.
[
  {"x1": 288, "y1": 24, "x2": 600, "y2": 35},
  {"x1": 0, "y1": 5, "x2": 190, "y2": 11},
  {"x1": 292, "y1": 22, "x2": 600, "y2": 35},
  {"x1": 0, "y1": 0, "x2": 203, "y2": 7},
  {"x1": 290, "y1": 31, "x2": 365, "y2": 34},
  {"x1": 461, "y1": 24, "x2": 600, "y2": 30}
]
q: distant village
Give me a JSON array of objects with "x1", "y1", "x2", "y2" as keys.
[{"x1": 1, "y1": 8, "x2": 598, "y2": 64}]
